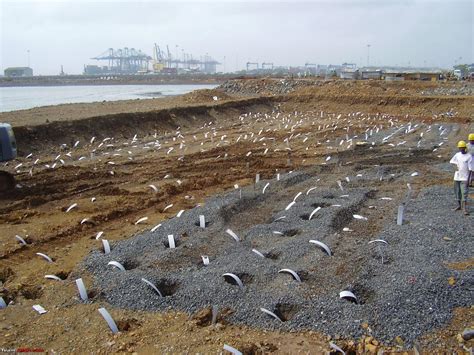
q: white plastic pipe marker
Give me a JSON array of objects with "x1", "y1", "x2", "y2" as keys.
[
  {"x1": 108, "y1": 261, "x2": 126, "y2": 271},
  {"x1": 222, "y1": 273, "x2": 244, "y2": 289},
  {"x1": 225, "y1": 229, "x2": 240, "y2": 242},
  {"x1": 309, "y1": 240, "x2": 332, "y2": 256},
  {"x1": 251, "y1": 249, "x2": 265, "y2": 258},
  {"x1": 278, "y1": 269, "x2": 301, "y2": 282},
  {"x1": 102, "y1": 239, "x2": 111, "y2": 254},
  {"x1": 141, "y1": 278, "x2": 163, "y2": 297},
  {"x1": 223, "y1": 344, "x2": 242, "y2": 355},
  {"x1": 98, "y1": 307, "x2": 119, "y2": 333},
  {"x1": 339, "y1": 290, "x2": 357, "y2": 303},
  {"x1": 260, "y1": 307, "x2": 282, "y2": 322},
  {"x1": 308, "y1": 207, "x2": 321, "y2": 220},
  {"x1": 75, "y1": 278, "x2": 89, "y2": 301},
  {"x1": 36, "y1": 253, "x2": 53, "y2": 263},
  {"x1": 167, "y1": 235, "x2": 176, "y2": 248}
]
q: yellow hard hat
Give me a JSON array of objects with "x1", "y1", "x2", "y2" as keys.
[
  {"x1": 469, "y1": 133, "x2": 474, "y2": 141},
  {"x1": 457, "y1": 140, "x2": 467, "y2": 148}
]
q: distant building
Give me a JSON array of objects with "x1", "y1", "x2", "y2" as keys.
[
  {"x1": 340, "y1": 69, "x2": 359, "y2": 80},
  {"x1": 360, "y1": 70, "x2": 383, "y2": 80},
  {"x1": 384, "y1": 71, "x2": 442, "y2": 81},
  {"x1": 4, "y1": 67, "x2": 33, "y2": 77},
  {"x1": 84, "y1": 65, "x2": 107, "y2": 75}
]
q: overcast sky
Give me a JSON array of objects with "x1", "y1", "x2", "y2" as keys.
[{"x1": 1, "y1": 0, "x2": 472, "y2": 75}]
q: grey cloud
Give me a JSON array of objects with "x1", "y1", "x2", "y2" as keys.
[{"x1": 1, "y1": 0, "x2": 472, "y2": 74}]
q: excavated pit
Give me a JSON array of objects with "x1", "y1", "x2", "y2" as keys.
[{"x1": 81, "y1": 123, "x2": 473, "y2": 345}]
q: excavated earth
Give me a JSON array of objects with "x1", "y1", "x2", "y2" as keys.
[
  {"x1": 82, "y1": 121, "x2": 473, "y2": 345},
  {"x1": 0, "y1": 79, "x2": 473, "y2": 354}
]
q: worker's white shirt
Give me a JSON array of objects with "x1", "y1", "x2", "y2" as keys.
[
  {"x1": 468, "y1": 143, "x2": 474, "y2": 159},
  {"x1": 450, "y1": 152, "x2": 473, "y2": 181}
]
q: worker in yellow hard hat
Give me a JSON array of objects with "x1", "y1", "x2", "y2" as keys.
[
  {"x1": 468, "y1": 133, "x2": 474, "y2": 186},
  {"x1": 449, "y1": 140, "x2": 473, "y2": 215}
]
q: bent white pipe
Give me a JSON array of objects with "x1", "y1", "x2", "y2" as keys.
[
  {"x1": 309, "y1": 240, "x2": 332, "y2": 256},
  {"x1": 260, "y1": 307, "x2": 282, "y2": 322},
  {"x1": 222, "y1": 273, "x2": 244, "y2": 289},
  {"x1": 309, "y1": 207, "x2": 321, "y2": 220},
  {"x1": 151, "y1": 223, "x2": 162, "y2": 232},
  {"x1": 330, "y1": 341, "x2": 346, "y2": 355},
  {"x1": 102, "y1": 239, "x2": 111, "y2": 254},
  {"x1": 135, "y1": 217, "x2": 148, "y2": 225},
  {"x1": 66, "y1": 203, "x2": 78, "y2": 213},
  {"x1": 223, "y1": 344, "x2": 243, "y2": 355},
  {"x1": 368, "y1": 239, "x2": 388, "y2": 245},
  {"x1": 75, "y1": 278, "x2": 89, "y2": 301},
  {"x1": 15, "y1": 235, "x2": 27, "y2": 245},
  {"x1": 226, "y1": 229, "x2": 240, "y2": 242},
  {"x1": 339, "y1": 290, "x2": 357, "y2": 303},
  {"x1": 278, "y1": 269, "x2": 301, "y2": 282},
  {"x1": 262, "y1": 182, "x2": 270, "y2": 194},
  {"x1": 141, "y1": 278, "x2": 163, "y2": 297},
  {"x1": 36, "y1": 252, "x2": 53, "y2": 263},
  {"x1": 98, "y1": 307, "x2": 119, "y2": 334},
  {"x1": 251, "y1": 249, "x2": 265, "y2": 258},
  {"x1": 108, "y1": 261, "x2": 125, "y2": 271}
]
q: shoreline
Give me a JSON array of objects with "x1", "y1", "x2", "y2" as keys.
[
  {"x1": 0, "y1": 74, "x2": 236, "y2": 87},
  {"x1": 0, "y1": 87, "x2": 240, "y2": 127},
  {"x1": 0, "y1": 83, "x2": 220, "y2": 113}
]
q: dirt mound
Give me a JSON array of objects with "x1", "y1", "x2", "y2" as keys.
[
  {"x1": 219, "y1": 78, "x2": 322, "y2": 95},
  {"x1": 285, "y1": 81, "x2": 474, "y2": 120},
  {"x1": 181, "y1": 88, "x2": 233, "y2": 103},
  {"x1": 12, "y1": 97, "x2": 274, "y2": 154},
  {"x1": 420, "y1": 83, "x2": 474, "y2": 96},
  {"x1": 220, "y1": 77, "x2": 474, "y2": 99}
]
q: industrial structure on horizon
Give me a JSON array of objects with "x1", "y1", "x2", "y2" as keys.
[
  {"x1": 83, "y1": 45, "x2": 220, "y2": 75},
  {"x1": 240, "y1": 61, "x2": 451, "y2": 81},
  {"x1": 3, "y1": 67, "x2": 33, "y2": 77}
]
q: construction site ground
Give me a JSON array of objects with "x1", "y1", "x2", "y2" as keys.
[{"x1": 0, "y1": 79, "x2": 473, "y2": 354}]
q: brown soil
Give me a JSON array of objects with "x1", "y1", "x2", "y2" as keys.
[{"x1": 0, "y1": 80, "x2": 473, "y2": 353}]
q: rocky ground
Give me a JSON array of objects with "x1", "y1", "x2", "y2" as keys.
[
  {"x1": 420, "y1": 84, "x2": 474, "y2": 96},
  {"x1": 0, "y1": 79, "x2": 473, "y2": 353}
]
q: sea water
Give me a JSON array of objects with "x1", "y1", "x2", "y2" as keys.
[{"x1": 0, "y1": 84, "x2": 217, "y2": 112}]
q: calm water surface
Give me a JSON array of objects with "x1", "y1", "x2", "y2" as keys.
[{"x1": 0, "y1": 84, "x2": 217, "y2": 112}]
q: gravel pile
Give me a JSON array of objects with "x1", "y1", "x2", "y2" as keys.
[
  {"x1": 81, "y1": 154, "x2": 472, "y2": 345},
  {"x1": 421, "y1": 84, "x2": 474, "y2": 96},
  {"x1": 219, "y1": 79, "x2": 322, "y2": 95}
]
